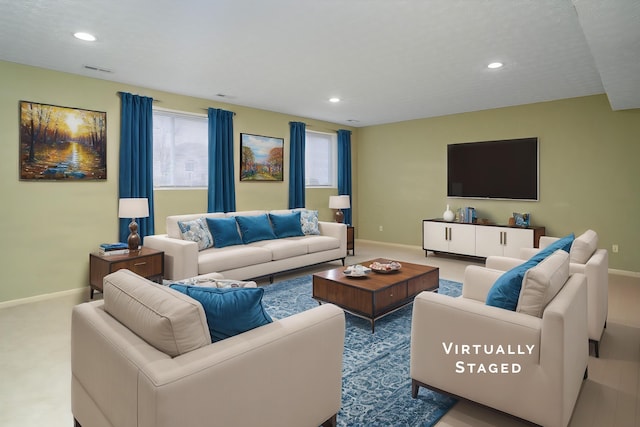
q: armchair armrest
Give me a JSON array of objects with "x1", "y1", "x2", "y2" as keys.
[
  {"x1": 144, "y1": 234, "x2": 199, "y2": 280},
  {"x1": 138, "y1": 303, "x2": 346, "y2": 427},
  {"x1": 461, "y1": 265, "x2": 503, "y2": 302}
]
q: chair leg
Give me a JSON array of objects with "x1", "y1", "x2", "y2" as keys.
[
  {"x1": 411, "y1": 379, "x2": 420, "y2": 398},
  {"x1": 584, "y1": 367, "x2": 589, "y2": 380},
  {"x1": 594, "y1": 340, "x2": 600, "y2": 358},
  {"x1": 74, "y1": 418, "x2": 82, "y2": 427},
  {"x1": 320, "y1": 414, "x2": 337, "y2": 427}
]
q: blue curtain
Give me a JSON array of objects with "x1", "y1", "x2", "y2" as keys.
[
  {"x1": 207, "y1": 108, "x2": 236, "y2": 213},
  {"x1": 118, "y1": 92, "x2": 155, "y2": 243},
  {"x1": 288, "y1": 121, "x2": 306, "y2": 208},
  {"x1": 338, "y1": 129, "x2": 353, "y2": 225}
]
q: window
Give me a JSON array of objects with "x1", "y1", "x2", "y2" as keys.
[
  {"x1": 153, "y1": 110, "x2": 208, "y2": 188},
  {"x1": 305, "y1": 130, "x2": 337, "y2": 187}
]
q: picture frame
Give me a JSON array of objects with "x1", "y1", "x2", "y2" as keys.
[
  {"x1": 19, "y1": 100, "x2": 107, "y2": 181},
  {"x1": 240, "y1": 133, "x2": 284, "y2": 181}
]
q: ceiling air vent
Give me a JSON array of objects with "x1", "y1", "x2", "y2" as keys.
[{"x1": 83, "y1": 65, "x2": 113, "y2": 73}]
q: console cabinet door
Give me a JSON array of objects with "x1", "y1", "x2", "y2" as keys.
[
  {"x1": 475, "y1": 226, "x2": 534, "y2": 258},
  {"x1": 447, "y1": 223, "x2": 476, "y2": 256},
  {"x1": 423, "y1": 221, "x2": 449, "y2": 252},
  {"x1": 503, "y1": 227, "x2": 535, "y2": 258}
]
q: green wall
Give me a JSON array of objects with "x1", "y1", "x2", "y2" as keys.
[
  {"x1": 0, "y1": 61, "x2": 354, "y2": 302},
  {"x1": 1, "y1": 60, "x2": 638, "y2": 303},
  {"x1": 356, "y1": 95, "x2": 639, "y2": 272}
]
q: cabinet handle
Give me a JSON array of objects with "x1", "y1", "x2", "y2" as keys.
[
  {"x1": 503, "y1": 232, "x2": 507, "y2": 246},
  {"x1": 448, "y1": 227, "x2": 452, "y2": 241},
  {"x1": 134, "y1": 262, "x2": 147, "y2": 266},
  {"x1": 500, "y1": 232, "x2": 503, "y2": 245}
]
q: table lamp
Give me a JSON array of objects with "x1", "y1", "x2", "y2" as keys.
[
  {"x1": 329, "y1": 195, "x2": 350, "y2": 223},
  {"x1": 118, "y1": 198, "x2": 149, "y2": 250}
]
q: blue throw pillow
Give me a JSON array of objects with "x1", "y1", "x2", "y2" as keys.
[
  {"x1": 530, "y1": 233, "x2": 575, "y2": 263},
  {"x1": 205, "y1": 217, "x2": 243, "y2": 248},
  {"x1": 169, "y1": 284, "x2": 273, "y2": 342},
  {"x1": 486, "y1": 257, "x2": 541, "y2": 311},
  {"x1": 269, "y1": 211, "x2": 304, "y2": 238},
  {"x1": 235, "y1": 214, "x2": 277, "y2": 244}
]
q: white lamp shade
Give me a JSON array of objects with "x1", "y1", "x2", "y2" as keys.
[
  {"x1": 118, "y1": 198, "x2": 149, "y2": 219},
  {"x1": 329, "y1": 195, "x2": 350, "y2": 209}
]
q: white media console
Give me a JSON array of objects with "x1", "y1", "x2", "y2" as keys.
[{"x1": 422, "y1": 219, "x2": 545, "y2": 258}]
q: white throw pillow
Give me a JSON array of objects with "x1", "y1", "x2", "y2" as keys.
[
  {"x1": 570, "y1": 229, "x2": 598, "y2": 264},
  {"x1": 516, "y1": 250, "x2": 570, "y2": 317}
]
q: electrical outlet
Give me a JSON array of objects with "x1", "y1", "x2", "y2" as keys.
[
  {"x1": 379, "y1": 225, "x2": 383, "y2": 232},
  {"x1": 612, "y1": 244, "x2": 619, "y2": 253}
]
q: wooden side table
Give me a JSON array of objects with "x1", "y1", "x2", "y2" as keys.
[
  {"x1": 347, "y1": 226, "x2": 355, "y2": 255},
  {"x1": 89, "y1": 247, "x2": 164, "y2": 299}
]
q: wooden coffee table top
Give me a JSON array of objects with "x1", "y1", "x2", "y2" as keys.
[{"x1": 313, "y1": 258, "x2": 439, "y2": 291}]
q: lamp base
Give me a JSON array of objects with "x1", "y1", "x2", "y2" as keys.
[
  {"x1": 334, "y1": 209, "x2": 344, "y2": 223},
  {"x1": 127, "y1": 220, "x2": 141, "y2": 251}
]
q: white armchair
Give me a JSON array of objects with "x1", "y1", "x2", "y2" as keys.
[
  {"x1": 410, "y1": 250, "x2": 589, "y2": 427},
  {"x1": 487, "y1": 229, "x2": 608, "y2": 357}
]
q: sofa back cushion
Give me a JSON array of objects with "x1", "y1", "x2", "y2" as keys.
[
  {"x1": 103, "y1": 270, "x2": 211, "y2": 357},
  {"x1": 517, "y1": 250, "x2": 570, "y2": 317},
  {"x1": 570, "y1": 229, "x2": 598, "y2": 264}
]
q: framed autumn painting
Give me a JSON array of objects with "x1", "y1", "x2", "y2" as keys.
[
  {"x1": 19, "y1": 101, "x2": 107, "y2": 180},
  {"x1": 240, "y1": 133, "x2": 284, "y2": 181}
]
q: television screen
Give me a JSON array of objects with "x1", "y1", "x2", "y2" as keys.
[{"x1": 447, "y1": 137, "x2": 538, "y2": 200}]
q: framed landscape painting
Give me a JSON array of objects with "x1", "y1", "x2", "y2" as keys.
[
  {"x1": 240, "y1": 133, "x2": 283, "y2": 181},
  {"x1": 19, "y1": 101, "x2": 107, "y2": 180}
]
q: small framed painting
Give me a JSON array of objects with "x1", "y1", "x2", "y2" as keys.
[
  {"x1": 240, "y1": 133, "x2": 284, "y2": 181},
  {"x1": 19, "y1": 100, "x2": 107, "y2": 180}
]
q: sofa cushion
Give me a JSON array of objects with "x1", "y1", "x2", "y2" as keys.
[
  {"x1": 198, "y1": 246, "x2": 273, "y2": 272},
  {"x1": 304, "y1": 235, "x2": 341, "y2": 253},
  {"x1": 169, "y1": 284, "x2": 273, "y2": 342},
  {"x1": 517, "y1": 250, "x2": 570, "y2": 317},
  {"x1": 206, "y1": 217, "x2": 243, "y2": 248},
  {"x1": 269, "y1": 211, "x2": 304, "y2": 238},
  {"x1": 570, "y1": 229, "x2": 598, "y2": 264},
  {"x1": 103, "y1": 270, "x2": 211, "y2": 357},
  {"x1": 300, "y1": 209, "x2": 320, "y2": 235},
  {"x1": 236, "y1": 214, "x2": 277, "y2": 244},
  {"x1": 167, "y1": 213, "x2": 225, "y2": 239},
  {"x1": 177, "y1": 217, "x2": 214, "y2": 250},
  {"x1": 253, "y1": 239, "x2": 308, "y2": 260}
]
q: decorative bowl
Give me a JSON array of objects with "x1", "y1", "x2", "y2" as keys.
[
  {"x1": 344, "y1": 265, "x2": 371, "y2": 278},
  {"x1": 369, "y1": 261, "x2": 402, "y2": 273}
]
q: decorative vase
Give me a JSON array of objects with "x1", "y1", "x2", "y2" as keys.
[{"x1": 443, "y1": 205, "x2": 455, "y2": 222}]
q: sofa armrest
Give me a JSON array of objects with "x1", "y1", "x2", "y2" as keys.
[
  {"x1": 318, "y1": 221, "x2": 347, "y2": 254},
  {"x1": 144, "y1": 234, "x2": 199, "y2": 280},
  {"x1": 461, "y1": 265, "x2": 503, "y2": 302},
  {"x1": 569, "y1": 249, "x2": 608, "y2": 339},
  {"x1": 137, "y1": 303, "x2": 346, "y2": 427}
]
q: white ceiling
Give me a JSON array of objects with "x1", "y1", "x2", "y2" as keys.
[{"x1": 1, "y1": 0, "x2": 638, "y2": 127}]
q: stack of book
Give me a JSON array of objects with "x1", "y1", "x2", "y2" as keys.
[{"x1": 99, "y1": 242, "x2": 129, "y2": 256}]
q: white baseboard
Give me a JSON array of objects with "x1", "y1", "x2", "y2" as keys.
[
  {"x1": 0, "y1": 287, "x2": 88, "y2": 310},
  {"x1": 609, "y1": 268, "x2": 640, "y2": 278}
]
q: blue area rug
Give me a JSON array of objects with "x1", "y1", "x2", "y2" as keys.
[{"x1": 260, "y1": 275, "x2": 462, "y2": 427}]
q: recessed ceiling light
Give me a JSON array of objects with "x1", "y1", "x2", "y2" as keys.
[
  {"x1": 329, "y1": 97, "x2": 341, "y2": 103},
  {"x1": 487, "y1": 62, "x2": 504, "y2": 69},
  {"x1": 74, "y1": 32, "x2": 96, "y2": 42}
]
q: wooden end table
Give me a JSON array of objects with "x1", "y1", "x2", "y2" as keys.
[
  {"x1": 312, "y1": 258, "x2": 439, "y2": 332},
  {"x1": 89, "y1": 247, "x2": 164, "y2": 299}
]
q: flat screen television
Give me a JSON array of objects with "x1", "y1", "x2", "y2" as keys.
[{"x1": 447, "y1": 137, "x2": 539, "y2": 201}]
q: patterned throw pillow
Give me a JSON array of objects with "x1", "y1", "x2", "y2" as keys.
[
  {"x1": 300, "y1": 209, "x2": 320, "y2": 235},
  {"x1": 177, "y1": 218, "x2": 213, "y2": 250}
]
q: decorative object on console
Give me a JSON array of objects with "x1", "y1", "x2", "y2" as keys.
[
  {"x1": 329, "y1": 194, "x2": 350, "y2": 223},
  {"x1": 513, "y1": 212, "x2": 530, "y2": 227},
  {"x1": 443, "y1": 204, "x2": 455, "y2": 222},
  {"x1": 118, "y1": 198, "x2": 149, "y2": 250},
  {"x1": 458, "y1": 206, "x2": 476, "y2": 223}
]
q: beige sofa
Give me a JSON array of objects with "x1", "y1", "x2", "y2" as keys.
[
  {"x1": 71, "y1": 270, "x2": 346, "y2": 427},
  {"x1": 411, "y1": 250, "x2": 588, "y2": 427},
  {"x1": 487, "y1": 229, "x2": 608, "y2": 357},
  {"x1": 145, "y1": 210, "x2": 347, "y2": 281}
]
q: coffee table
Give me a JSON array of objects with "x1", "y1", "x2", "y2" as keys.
[{"x1": 312, "y1": 258, "x2": 439, "y2": 332}]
